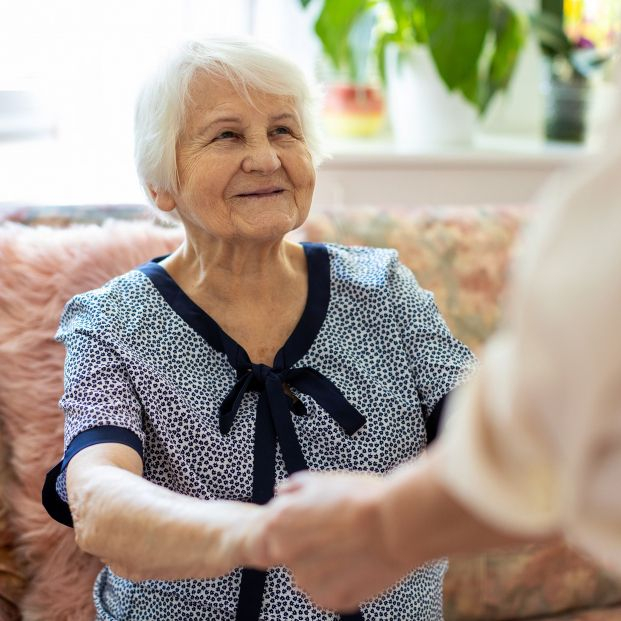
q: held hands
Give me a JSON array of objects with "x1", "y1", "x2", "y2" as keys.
[
  {"x1": 244, "y1": 470, "x2": 413, "y2": 612},
  {"x1": 99, "y1": 469, "x2": 415, "y2": 610}
]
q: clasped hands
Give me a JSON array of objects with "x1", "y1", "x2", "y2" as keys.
[{"x1": 240, "y1": 470, "x2": 414, "y2": 613}]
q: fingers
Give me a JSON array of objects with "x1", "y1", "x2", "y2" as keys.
[
  {"x1": 255, "y1": 470, "x2": 403, "y2": 611},
  {"x1": 275, "y1": 469, "x2": 319, "y2": 495},
  {"x1": 290, "y1": 555, "x2": 380, "y2": 612},
  {"x1": 227, "y1": 488, "x2": 330, "y2": 571},
  {"x1": 242, "y1": 505, "x2": 322, "y2": 569},
  {"x1": 264, "y1": 471, "x2": 381, "y2": 564}
]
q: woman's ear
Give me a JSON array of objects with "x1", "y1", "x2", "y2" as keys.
[{"x1": 148, "y1": 185, "x2": 176, "y2": 212}]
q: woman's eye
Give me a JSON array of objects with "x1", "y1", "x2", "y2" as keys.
[
  {"x1": 215, "y1": 131, "x2": 237, "y2": 140},
  {"x1": 272, "y1": 126, "x2": 293, "y2": 136}
]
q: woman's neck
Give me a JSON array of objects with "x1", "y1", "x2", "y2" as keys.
[{"x1": 160, "y1": 235, "x2": 306, "y2": 308}]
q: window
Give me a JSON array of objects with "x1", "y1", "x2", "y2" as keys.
[
  {"x1": 0, "y1": 0, "x2": 254, "y2": 204},
  {"x1": 0, "y1": 0, "x2": 618, "y2": 207}
]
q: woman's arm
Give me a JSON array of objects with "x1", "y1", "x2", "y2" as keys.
[
  {"x1": 67, "y1": 443, "x2": 262, "y2": 581},
  {"x1": 379, "y1": 450, "x2": 539, "y2": 564}
]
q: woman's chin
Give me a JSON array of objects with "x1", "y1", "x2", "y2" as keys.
[{"x1": 232, "y1": 210, "x2": 306, "y2": 242}]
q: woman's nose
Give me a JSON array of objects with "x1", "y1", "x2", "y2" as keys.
[{"x1": 241, "y1": 138, "x2": 281, "y2": 174}]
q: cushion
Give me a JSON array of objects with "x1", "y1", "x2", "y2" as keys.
[
  {"x1": 530, "y1": 607, "x2": 621, "y2": 620},
  {"x1": 0, "y1": 491, "x2": 23, "y2": 621},
  {"x1": 0, "y1": 221, "x2": 182, "y2": 620},
  {"x1": 0, "y1": 203, "x2": 152, "y2": 227},
  {"x1": 443, "y1": 543, "x2": 621, "y2": 620}
]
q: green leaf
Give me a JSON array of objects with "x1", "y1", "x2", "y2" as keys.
[
  {"x1": 529, "y1": 12, "x2": 572, "y2": 58},
  {"x1": 376, "y1": 30, "x2": 401, "y2": 85},
  {"x1": 298, "y1": 0, "x2": 314, "y2": 8},
  {"x1": 410, "y1": 5, "x2": 428, "y2": 44},
  {"x1": 387, "y1": 0, "x2": 417, "y2": 26},
  {"x1": 540, "y1": 0, "x2": 562, "y2": 19},
  {"x1": 477, "y1": 2, "x2": 527, "y2": 114},
  {"x1": 385, "y1": 0, "x2": 426, "y2": 43},
  {"x1": 387, "y1": 0, "x2": 407, "y2": 24},
  {"x1": 315, "y1": 0, "x2": 370, "y2": 73},
  {"x1": 420, "y1": 0, "x2": 492, "y2": 91},
  {"x1": 457, "y1": 65, "x2": 480, "y2": 109}
]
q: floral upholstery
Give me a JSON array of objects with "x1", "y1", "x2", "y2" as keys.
[
  {"x1": 0, "y1": 204, "x2": 151, "y2": 228},
  {"x1": 299, "y1": 204, "x2": 529, "y2": 353},
  {"x1": 443, "y1": 543, "x2": 621, "y2": 621}
]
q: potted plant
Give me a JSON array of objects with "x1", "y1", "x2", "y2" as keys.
[
  {"x1": 531, "y1": 2, "x2": 613, "y2": 142},
  {"x1": 298, "y1": 0, "x2": 385, "y2": 138},
  {"x1": 298, "y1": 0, "x2": 527, "y2": 147}
]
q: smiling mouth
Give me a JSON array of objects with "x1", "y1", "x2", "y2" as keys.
[{"x1": 236, "y1": 188, "x2": 285, "y2": 198}]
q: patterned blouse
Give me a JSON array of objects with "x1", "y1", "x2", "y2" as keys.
[{"x1": 43, "y1": 243, "x2": 476, "y2": 621}]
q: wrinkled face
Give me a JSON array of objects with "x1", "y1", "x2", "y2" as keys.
[{"x1": 161, "y1": 73, "x2": 316, "y2": 243}]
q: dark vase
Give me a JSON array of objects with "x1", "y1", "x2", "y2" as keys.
[{"x1": 544, "y1": 73, "x2": 591, "y2": 143}]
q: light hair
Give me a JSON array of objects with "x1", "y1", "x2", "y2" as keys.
[{"x1": 134, "y1": 36, "x2": 326, "y2": 206}]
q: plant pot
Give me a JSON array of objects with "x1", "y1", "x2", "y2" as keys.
[
  {"x1": 543, "y1": 76, "x2": 591, "y2": 143},
  {"x1": 384, "y1": 45, "x2": 477, "y2": 150},
  {"x1": 323, "y1": 83, "x2": 385, "y2": 138}
]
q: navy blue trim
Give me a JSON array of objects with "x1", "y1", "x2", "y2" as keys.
[
  {"x1": 278, "y1": 243, "x2": 330, "y2": 370},
  {"x1": 236, "y1": 569, "x2": 268, "y2": 621},
  {"x1": 42, "y1": 426, "x2": 143, "y2": 528},
  {"x1": 424, "y1": 392, "x2": 451, "y2": 445},
  {"x1": 138, "y1": 258, "x2": 229, "y2": 354},
  {"x1": 42, "y1": 461, "x2": 74, "y2": 527},
  {"x1": 136, "y1": 242, "x2": 330, "y2": 370},
  {"x1": 136, "y1": 245, "x2": 365, "y2": 620}
]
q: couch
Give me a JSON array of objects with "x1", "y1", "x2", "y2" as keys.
[{"x1": 0, "y1": 203, "x2": 620, "y2": 621}]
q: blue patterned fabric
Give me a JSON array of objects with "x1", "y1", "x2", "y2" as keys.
[{"x1": 43, "y1": 242, "x2": 476, "y2": 620}]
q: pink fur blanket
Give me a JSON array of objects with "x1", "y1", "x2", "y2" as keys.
[{"x1": 0, "y1": 222, "x2": 182, "y2": 620}]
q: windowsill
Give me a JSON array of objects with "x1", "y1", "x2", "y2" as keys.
[
  {"x1": 323, "y1": 132, "x2": 596, "y2": 168},
  {"x1": 312, "y1": 131, "x2": 598, "y2": 208}
]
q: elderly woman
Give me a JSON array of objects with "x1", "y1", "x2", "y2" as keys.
[{"x1": 42, "y1": 37, "x2": 476, "y2": 620}]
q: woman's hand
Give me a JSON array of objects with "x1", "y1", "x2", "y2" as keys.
[
  {"x1": 246, "y1": 453, "x2": 532, "y2": 612},
  {"x1": 246, "y1": 471, "x2": 411, "y2": 612}
]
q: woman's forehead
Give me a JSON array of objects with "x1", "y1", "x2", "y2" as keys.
[{"x1": 185, "y1": 74, "x2": 298, "y2": 127}]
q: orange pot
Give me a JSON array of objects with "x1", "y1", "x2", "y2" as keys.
[{"x1": 323, "y1": 83, "x2": 385, "y2": 138}]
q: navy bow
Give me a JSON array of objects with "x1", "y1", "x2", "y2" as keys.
[{"x1": 219, "y1": 361, "x2": 366, "y2": 621}]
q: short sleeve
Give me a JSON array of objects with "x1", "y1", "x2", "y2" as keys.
[
  {"x1": 57, "y1": 330, "x2": 145, "y2": 449},
  {"x1": 388, "y1": 260, "x2": 477, "y2": 412},
  {"x1": 42, "y1": 295, "x2": 144, "y2": 527}
]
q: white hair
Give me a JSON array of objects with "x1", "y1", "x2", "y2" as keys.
[{"x1": 134, "y1": 36, "x2": 326, "y2": 206}]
